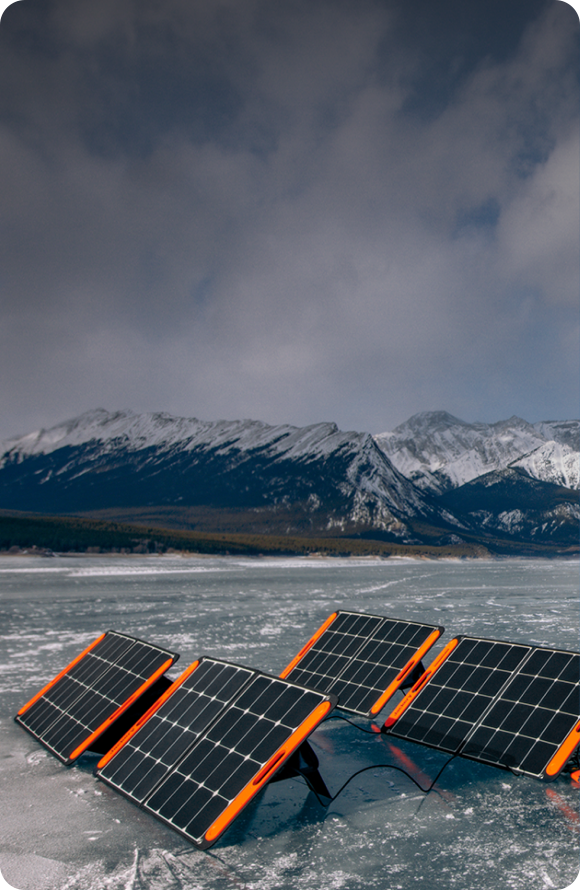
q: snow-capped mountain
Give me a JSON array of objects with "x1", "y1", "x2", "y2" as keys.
[
  {"x1": 374, "y1": 411, "x2": 579, "y2": 494},
  {"x1": 0, "y1": 408, "x2": 577, "y2": 550},
  {"x1": 0, "y1": 409, "x2": 442, "y2": 541},
  {"x1": 509, "y1": 441, "x2": 579, "y2": 490}
]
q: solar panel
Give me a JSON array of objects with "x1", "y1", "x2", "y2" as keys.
[
  {"x1": 96, "y1": 657, "x2": 337, "y2": 849},
  {"x1": 384, "y1": 636, "x2": 580, "y2": 780},
  {"x1": 281, "y1": 610, "x2": 443, "y2": 717},
  {"x1": 15, "y1": 631, "x2": 178, "y2": 764},
  {"x1": 384, "y1": 637, "x2": 531, "y2": 753},
  {"x1": 461, "y1": 646, "x2": 580, "y2": 779}
]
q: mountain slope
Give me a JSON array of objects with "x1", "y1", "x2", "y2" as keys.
[
  {"x1": 1, "y1": 408, "x2": 577, "y2": 550},
  {"x1": 509, "y1": 441, "x2": 579, "y2": 490},
  {"x1": 0, "y1": 409, "x2": 445, "y2": 541},
  {"x1": 437, "y1": 467, "x2": 579, "y2": 546},
  {"x1": 374, "y1": 411, "x2": 579, "y2": 494}
]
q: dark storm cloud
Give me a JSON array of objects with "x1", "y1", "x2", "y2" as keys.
[{"x1": 0, "y1": 0, "x2": 578, "y2": 440}]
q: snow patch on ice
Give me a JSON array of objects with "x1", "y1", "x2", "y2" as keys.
[{"x1": 1, "y1": 856, "x2": 68, "y2": 890}]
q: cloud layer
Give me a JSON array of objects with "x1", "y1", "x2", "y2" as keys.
[{"x1": 0, "y1": 0, "x2": 578, "y2": 439}]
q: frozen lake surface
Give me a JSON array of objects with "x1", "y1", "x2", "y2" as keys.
[{"x1": 0, "y1": 554, "x2": 578, "y2": 890}]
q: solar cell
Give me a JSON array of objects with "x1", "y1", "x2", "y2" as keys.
[
  {"x1": 281, "y1": 610, "x2": 443, "y2": 717},
  {"x1": 15, "y1": 631, "x2": 178, "y2": 763},
  {"x1": 384, "y1": 636, "x2": 580, "y2": 780},
  {"x1": 96, "y1": 657, "x2": 337, "y2": 848}
]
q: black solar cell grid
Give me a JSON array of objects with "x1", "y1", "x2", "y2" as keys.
[
  {"x1": 283, "y1": 610, "x2": 442, "y2": 717},
  {"x1": 15, "y1": 631, "x2": 177, "y2": 763},
  {"x1": 284, "y1": 612, "x2": 382, "y2": 697},
  {"x1": 98, "y1": 659, "x2": 254, "y2": 802},
  {"x1": 96, "y1": 657, "x2": 336, "y2": 849},
  {"x1": 386, "y1": 637, "x2": 532, "y2": 753},
  {"x1": 461, "y1": 648, "x2": 580, "y2": 778},
  {"x1": 144, "y1": 672, "x2": 331, "y2": 847}
]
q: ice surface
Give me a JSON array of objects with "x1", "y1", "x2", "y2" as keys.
[{"x1": 0, "y1": 554, "x2": 578, "y2": 890}]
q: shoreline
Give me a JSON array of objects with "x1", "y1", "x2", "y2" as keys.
[{"x1": 0, "y1": 548, "x2": 578, "y2": 562}]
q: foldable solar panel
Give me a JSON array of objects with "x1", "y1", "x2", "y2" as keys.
[
  {"x1": 384, "y1": 636, "x2": 580, "y2": 780},
  {"x1": 15, "y1": 631, "x2": 178, "y2": 764},
  {"x1": 96, "y1": 657, "x2": 337, "y2": 849},
  {"x1": 281, "y1": 610, "x2": 443, "y2": 717},
  {"x1": 461, "y1": 645, "x2": 580, "y2": 779}
]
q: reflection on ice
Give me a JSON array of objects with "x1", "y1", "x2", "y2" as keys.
[{"x1": 0, "y1": 556, "x2": 578, "y2": 890}]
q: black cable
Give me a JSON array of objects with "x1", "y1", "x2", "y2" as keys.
[
  {"x1": 413, "y1": 755, "x2": 455, "y2": 816},
  {"x1": 313, "y1": 712, "x2": 457, "y2": 805},
  {"x1": 329, "y1": 760, "x2": 448, "y2": 803},
  {"x1": 322, "y1": 713, "x2": 378, "y2": 734}
]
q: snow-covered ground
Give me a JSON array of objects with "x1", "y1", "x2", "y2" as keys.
[{"x1": 0, "y1": 555, "x2": 578, "y2": 890}]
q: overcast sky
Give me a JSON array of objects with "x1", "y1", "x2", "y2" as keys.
[{"x1": 0, "y1": 0, "x2": 578, "y2": 440}]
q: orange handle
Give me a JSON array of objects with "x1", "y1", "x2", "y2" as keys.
[{"x1": 280, "y1": 613, "x2": 338, "y2": 679}]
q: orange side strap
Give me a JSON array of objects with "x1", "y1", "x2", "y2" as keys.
[
  {"x1": 545, "y1": 722, "x2": 580, "y2": 779},
  {"x1": 97, "y1": 659, "x2": 200, "y2": 769},
  {"x1": 382, "y1": 637, "x2": 460, "y2": 730},
  {"x1": 204, "y1": 699, "x2": 333, "y2": 844},
  {"x1": 370, "y1": 628, "x2": 443, "y2": 715},
  {"x1": 69, "y1": 657, "x2": 175, "y2": 761},
  {"x1": 280, "y1": 613, "x2": 338, "y2": 679}
]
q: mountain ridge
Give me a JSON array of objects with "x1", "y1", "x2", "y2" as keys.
[
  {"x1": 374, "y1": 410, "x2": 579, "y2": 493},
  {"x1": 0, "y1": 408, "x2": 442, "y2": 543},
  {"x1": 0, "y1": 408, "x2": 577, "y2": 551}
]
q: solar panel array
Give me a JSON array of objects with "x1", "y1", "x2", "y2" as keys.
[
  {"x1": 15, "y1": 631, "x2": 177, "y2": 763},
  {"x1": 96, "y1": 657, "x2": 336, "y2": 849},
  {"x1": 282, "y1": 610, "x2": 443, "y2": 717},
  {"x1": 15, "y1": 617, "x2": 580, "y2": 854},
  {"x1": 385, "y1": 636, "x2": 580, "y2": 780}
]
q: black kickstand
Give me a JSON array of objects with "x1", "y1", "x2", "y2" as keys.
[{"x1": 269, "y1": 740, "x2": 332, "y2": 806}]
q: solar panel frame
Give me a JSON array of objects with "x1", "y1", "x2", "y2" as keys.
[
  {"x1": 15, "y1": 631, "x2": 178, "y2": 764},
  {"x1": 384, "y1": 635, "x2": 580, "y2": 780},
  {"x1": 96, "y1": 657, "x2": 337, "y2": 849},
  {"x1": 281, "y1": 610, "x2": 443, "y2": 717}
]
